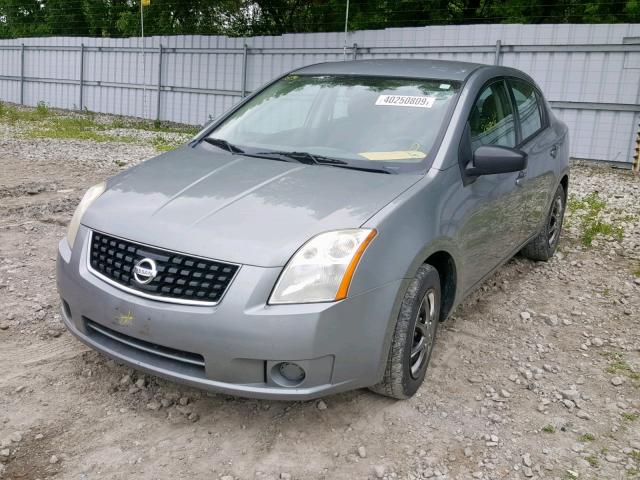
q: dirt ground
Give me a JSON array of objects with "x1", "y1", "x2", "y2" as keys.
[{"x1": 1, "y1": 119, "x2": 639, "y2": 480}]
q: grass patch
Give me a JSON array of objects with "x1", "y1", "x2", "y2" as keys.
[
  {"x1": 542, "y1": 424, "x2": 556, "y2": 433},
  {"x1": 23, "y1": 116, "x2": 137, "y2": 143},
  {"x1": 103, "y1": 114, "x2": 198, "y2": 135},
  {"x1": 0, "y1": 101, "x2": 52, "y2": 123},
  {"x1": 603, "y1": 352, "x2": 640, "y2": 385},
  {"x1": 130, "y1": 120, "x2": 198, "y2": 135},
  {"x1": 621, "y1": 412, "x2": 638, "y2": 422},
  {"x1": 151, "y1": 135, "x2": 183, "y2": 152},
  {"x1": 628, "y1": 451, "x2": 640, "y2": 462},
  {"x1": 606, "y1": 358, "x2": 633, "y2": 375},
  {"x1": 627, "y1": 466, "x2": 640, "y2": 478},
  {"x1": 579, "y1": 433, "x2": 595, "y2": 442},
  {"x1": 585, "y1": 454, "x2": 599, "y2": 467},
  {"x1": 1, "y1": 101, "x2": 196, "y2": 147},
  {"x1": 567, "y1": 192, "x2": 624, "y2": 246}
]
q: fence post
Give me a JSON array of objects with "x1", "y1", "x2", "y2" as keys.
[
  {"x1": 19, "y1": 43, "x2": 25, "y2": 105},
  {"x1": 494, "y1": 39, "x2": 502, "y2": 65},
  {"x1": 241, "y1": 43, "x2": 248, "y2": 97},
  {"x1": 352, "y1": 43, "x2": 358, "y2": 60},
  {"x1": 156, "y1": 44, "x2": 163, "y2": 122},
  {"x1": 79, "y1": 43, "x2": 84, "y2": 111}
]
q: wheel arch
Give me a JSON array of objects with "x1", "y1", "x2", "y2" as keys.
[
  {"x1": 423, "y1": 250, "x2": 457, "y2": 321},
  {"x1": 560, "y1": 173, "x2": 569, "y2": 197}
]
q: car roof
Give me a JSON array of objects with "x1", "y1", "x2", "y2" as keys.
[{"x1": 293, "y1": 59, "x2": 487, "y2": 82}]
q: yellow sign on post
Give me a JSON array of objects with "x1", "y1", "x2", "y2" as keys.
[{"x1": 141, "y1": 0, "x2": 150, "y2": 6}]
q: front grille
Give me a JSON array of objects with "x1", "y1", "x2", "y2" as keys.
[
  {"x1": 85, "y1": 318, "x2": 206, "y2": 376},
  {"x1": 88, "y1": 231, "x2": 239, "y2": 305}
]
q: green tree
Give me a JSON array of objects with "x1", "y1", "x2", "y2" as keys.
[
  {"x1": 83, "y1": 0, "x2": 132, "y2": 37},
  {"x1": 0, "y1": 0, "x2": 48, "y2": 38},
  {"x1": 45, "y1": 0, "x2": 89, "y2": 35},
  {"x1": 0, "y1": 0, "x2": 637, "y2": 39}
]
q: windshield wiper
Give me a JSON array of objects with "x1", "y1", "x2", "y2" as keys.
[
  {"x1": 254, "y1": 150, "x2": 348, "y2": 166},
  {"x1": 202, "y1": 137, "x2": 244, "y2": 154},
  {"x1": 202, "y1": 144, "x2": 393, "y2": 174},
  {"x1": 328, "y1": 164, "x2": 394, "y2": 175},
  {"x1": 257, "y1": 150, "x2": 394, "y2": 174}
]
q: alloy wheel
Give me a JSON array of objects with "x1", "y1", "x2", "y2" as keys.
[
  {"x1": 410, "y1": 289, "x2": 437, "y2": 379},
  {"x1": 548, "y1": 195, "x2": 563, "y2": 246}
]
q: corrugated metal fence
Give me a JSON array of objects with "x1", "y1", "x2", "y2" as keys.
[{"x1": 1, "y1": 24, "x2": 639, "y2": 166}]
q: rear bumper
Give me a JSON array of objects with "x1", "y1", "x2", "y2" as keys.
[{"x1": 57, "y1": 226, "x2": 405, "y2": 400}]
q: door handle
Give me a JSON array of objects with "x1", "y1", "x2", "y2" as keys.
[
  {"x1": 550, "y1": 145, "x2": 558, "y2": 158},
  {"x1": 516, "y1": 170, "x2": 527, "y2": 186}
]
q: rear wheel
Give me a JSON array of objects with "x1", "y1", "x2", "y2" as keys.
[
  {"x1": 521, "y1": 184, "x2": 566, "y2": 261},
  {"x1": 369, "y1": 264, "x2": 440, "y2": 399}
]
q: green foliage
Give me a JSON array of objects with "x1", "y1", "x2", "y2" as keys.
[
  {"x1": 603, "y1": 352, "x2": 640, "y2": 386},
  {"x1": 0, "y1": 0, "x2": 638, "y2": 39},
  {"x1": 23, "y1": 116, "x2": 136, "y2": 142},
  {"x1": 0, "y1": 102, "x2": 193, "y2": 150},
  {"x1": 585, "y1": 454, "x2": 599, "y2": 467},
  {"x1": 542, "y1": 424, "x2": 556, "y2": 433},
  {"x1": 35, "y1": 101, "x2": 49, "y2": 117},
  {"x1": 151, "y1": 135, "x2": 181, "y2": 152},
  {"x1": 579, "y1": 433, "x2": 595, "y2": 442},
  {"x1": 567, "y1": 192, "x2": 624, "y2": 246},
  {"x1": 0, "y1": 101, "x2": 51, "y2": 123},
  {"x1": 622, "y1": 412, "x2": 639, "y2": 422}
]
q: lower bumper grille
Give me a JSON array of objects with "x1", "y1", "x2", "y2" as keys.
[{"x1": 85, "y1": 319, "x2": 206, "y2": 376}]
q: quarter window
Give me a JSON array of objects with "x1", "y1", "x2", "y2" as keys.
[
  {"x1": 469, "y1": 82, "x2": 516, "y2": 150},
  {"x1": 510, "y1": 79, "x2": 543, "y2": 141}
]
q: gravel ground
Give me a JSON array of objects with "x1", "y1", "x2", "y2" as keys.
[{"x1": 0, "y1": 114, "x2": 639, "y2": 480}]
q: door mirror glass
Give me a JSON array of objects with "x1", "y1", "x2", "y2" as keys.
[{"x1": 466, "y1": 145, "x2": 527, "y2": 176}]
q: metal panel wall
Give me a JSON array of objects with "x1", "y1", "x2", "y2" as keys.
[{"x1": 0, "y1": 23, "x2": 639, "y2": 165}]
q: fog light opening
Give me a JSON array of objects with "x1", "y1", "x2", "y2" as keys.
[{"x1": 271, "y1": 362, "x2": 306, "y2": 387}]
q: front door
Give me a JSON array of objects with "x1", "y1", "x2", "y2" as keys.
[
  {"x1": 458, "y1": 80, "x2": 527, "y2": 293},
  {"x1": 507, "y1": 78, "x2": 560, "y2": 239}
]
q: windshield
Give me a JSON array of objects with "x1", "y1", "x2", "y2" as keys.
[{"x1": 207, "y1": 74, "x2": 460, "y2": 174}]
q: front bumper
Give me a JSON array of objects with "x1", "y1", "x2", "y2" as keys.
[{"x1": 57, "y1": 226, "x2": 405, "y2": 400}]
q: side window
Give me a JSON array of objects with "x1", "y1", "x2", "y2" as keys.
[
  {"x1": 469, "y1": 81, "x2": 516, "y2": 150},
  {"x1": 510, "y1": 79, "x2": 543, "y2": 141}
]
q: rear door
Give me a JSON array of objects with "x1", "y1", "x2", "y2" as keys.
[
  {"x1": 507, "y1": 78, "x2": 559, "y2": 238},
  {"x1": 457, "y1": 79, "x2": 527, "y2": 293}
]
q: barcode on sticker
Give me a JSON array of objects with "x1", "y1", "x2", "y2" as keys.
[{"x1": 375, "y1": 95, "x2": 435, "y2": 108}]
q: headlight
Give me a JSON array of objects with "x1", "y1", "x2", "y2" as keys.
[
  {"x1": 269, "y1": 229, "x2": 377, "y2": 304},
  {"x1": 66, "y1": 182, "x2": 106, "y2": 249}
]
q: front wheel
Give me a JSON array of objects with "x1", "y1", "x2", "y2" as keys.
[
  {"x1": 521, "y1": 183, "x2": 566, "y2": 261},
  {"x1": 369, "y1": 264, "x2": 441, "y2": 399}
]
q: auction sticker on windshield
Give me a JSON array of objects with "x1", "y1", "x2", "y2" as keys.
[{"x1": 375, "y1": 95, "x2": 436, "y2": 108}]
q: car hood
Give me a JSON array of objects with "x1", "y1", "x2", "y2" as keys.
[{"x1": 82, "y1": 145, "x2": 420, "y2": 267}]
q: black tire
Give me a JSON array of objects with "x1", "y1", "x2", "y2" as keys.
[
  {"x1": 369, "y1": 264, "x2": 441, "y2": 399},
  {"x1": 521, "y1": 184, "x2": 566, "y2": 262}
]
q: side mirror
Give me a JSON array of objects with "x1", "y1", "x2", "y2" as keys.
[{"x1": 466, "y1": 145, "x2": 528, "y2": 176}]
